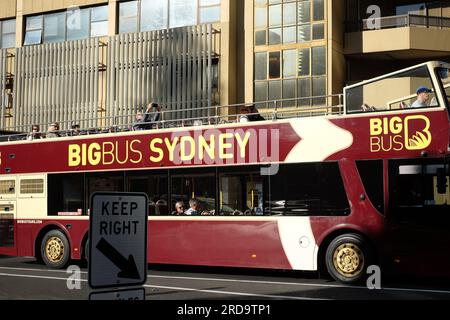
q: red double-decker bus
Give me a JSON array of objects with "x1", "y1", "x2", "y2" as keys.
[{"x1": 0, "y1": 61, "x2": 449, "y2": 284}]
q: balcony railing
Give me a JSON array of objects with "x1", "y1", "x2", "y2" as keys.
[{"x1": 346, "y1": 14, "x2": 450, "y2": 32}]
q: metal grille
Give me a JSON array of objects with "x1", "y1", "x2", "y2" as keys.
[
  {"x1": 13, "y1": 38, "x2": 101, "y2": 131},
  {"x1": 20, "y1": 179, "x2": 44, "y2": 194},
  {"x1": 0, "y1": 180, "x2": 15, "y2": 194},
  {"x1": 106, "y1": 25, "x2": 216, "y2": 127}
]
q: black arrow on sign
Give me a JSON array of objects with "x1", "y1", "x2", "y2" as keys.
[{"x1": 96, "y1": 238, "x2": 141, "y2": 280}]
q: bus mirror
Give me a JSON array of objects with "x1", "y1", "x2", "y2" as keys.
[{"x1": 436, "y1": 168, "x2": 448, "y2": 194}]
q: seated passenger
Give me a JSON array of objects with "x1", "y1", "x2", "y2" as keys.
[
  {"x1": 247, "y1": 104, "x2": 265, "y2": 121},
  {"x1": 239, "y1": 107, "x2": 250, "y2": 123},
  {"x1": 46, "y1": 122, "x2": 61, "y2": 138},
  {"x1": 172, "y1": 201, "x2": 185, "y2": 215},
  {"x1": 27, "y1": 125, "x2": 43, "y2": 141},
  {"x1": 133, "y1": 103, "x2": 162, "y2": 131},
  {"x1": 184, "y1": 198, "x2": 200, "y2": 216},
  {"x1": 361, "y1": 104, "x2": 376, "y2": 112},
  {"x1": 70, "y1": 124, "x2": 81, "y2": 136},
  {"x1": 411, "y1": 86, "x2": 432, "y2": 108}
]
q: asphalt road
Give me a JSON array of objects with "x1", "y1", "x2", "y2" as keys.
[{"x1": 0, "y1": 255, "x2": 450, "y2": 301}]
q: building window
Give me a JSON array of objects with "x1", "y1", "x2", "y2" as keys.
[
  {"x1": 255, "y1": 0, "x2": 325, "y2": 46},
  {"x1": 0, "y1": 19, "x2": 16, "y2": 49},
  {"x1": 119, "y1": 0, "x2": 221, "y2": 34},
  {"x1": 254, "y1": 46, "x2": 326, "y2": 108},
  {"x1": 24, "y1": 5, "x2": 108, "y2": 46}
]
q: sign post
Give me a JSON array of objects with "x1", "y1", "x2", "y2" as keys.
[{"x1": 88, "y1": 192, "x2": 148, "y2": 290}]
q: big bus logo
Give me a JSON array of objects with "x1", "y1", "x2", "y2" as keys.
[{"x1": 369, "y1": 115, "x2": 432, "y2": 152}]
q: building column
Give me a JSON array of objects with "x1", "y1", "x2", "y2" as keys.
[
  {"x1": 244, "y1": 0, "x2": 254, "y2": 104},
  {"x1": 16, "y1": 0, "x2": 24, "y2": 48},
  {"x1": 108, "y1": 0, "x2": 118, "y2": 36}
]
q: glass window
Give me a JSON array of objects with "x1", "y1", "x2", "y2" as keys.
[
  {"x1": 91, "y1": 21, "x2": 108, "y2": 37},
  {"x1": 312, "y1": 46, "x2": 326, "y2": 75},
  {"x1": 298, "y1": 48, "x2": 310, "y2": 76},
  {"x1": 268, "y1": 80, "x2": 281, "y2": 101},
  {"x1": 313, "y1": 0, "x2": 325, "y2": 21},
  {"x1": 91, "y1": 5, "x2": 108, "y2": 37},
  {"x1": 44, "y1": 12, "x2": 66, "y2": 43},
  {"x1": 389, "y1": 159, "x2": 450, "y2": 222},
  {"x1": 0, "y1": 180, "x2": 15, "y2": 195},
  {"x1": 1, "y1": 33, "x2": 15, "y2": 49},
  {"x1": 171, "y1": 170, "x2": 216, "y2": 216},
  {"x1": 119, "y1": 1, "x2": 138, "y2": 33},
  {"x1": 269, "y1": 4, "x2": 282, "y2": 27},
  {"x1": 170, "y1": 0, "x2": 196, "y2": 28},
  {"x1": 298, "y1": 1, "x2": 311, "y2": 24},
  {"x1": 269, "y1": 163, "x2": 350, "y2": 216},
  {"x1": 67, "y1": 8, "x2": 89, "y2": 41},
  {"x1": 26, "y1": 16, "x2": 43, "y2": 30},
  {"x1": 255, "y1": 81, "x2": 268, "y2": 102},
  {"x1": 298, "y1": 24, "x2": 311, "y2": 42},
  {"x1": 141, "y1": 0, "x2": 168, "y2": 31},
  {"x1": 283, "y1": 49, "x2": 296, "y2": 78},
  {"x1": 283, "y1": 79, "x2": 297, "y2": 107},
  {"x1": 268, "y1": 28, "x2": 282, "y2": 45},
  {"x1": 128, "y1": 172, "x2": 168, "y2": 216},
  {"x1": 312, "y1": 76, "x2": 326, "y2": 105},
  {"x1": 345, "y1": 65, "x2": 435, "y2": 113},
  {"x1": 91, "y1": 5, "x2": 108, "y2": 22},
  {"x1": 48, "y1": 174, "x2": 84, "y2": 216},
  {"x1": 255, "y1": 6, "x2": 267, "y2": 29},
  {"x1": 219, "y1": 168, "x2": 266, "y2": 215},
  {"x1": 87, "y1": 173, "x2": 124, "y2": 199},
  {"x1": 357, "y1": 160, "x2": 385, "y2": 214},
  {"x1": 312, "y1": 23, "x2": 324, "y2": 40},
  {"x1": 255, "y1": 52, "x2": 267, "y2": 80},
  {"x1": 298, "y1": 78, "x2": 312, "y2": 106},
  {"x1": 20, "y1": 179, "x2": 44, "y2": 194},
  {"x1": 283, "y1": 26, "x2": 296, "y2": 44},
  {"x1": 199, "y1": 6, "x2": 221, "y2": 23},
  {"x1": 283, "y1": 2, "x2": 297, "y2": 25},
  {"x1": 24, "y1": 16, "x2": 43, "y2": 45},
  {"x1": 268, "y1": 51, "x2": 281, "y2": 79},
  {"x1": 255, "y1": 30, "x2": 266, "y2": 46}
]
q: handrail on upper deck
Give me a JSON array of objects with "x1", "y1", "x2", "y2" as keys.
[{"x1": 0, "y1": 94, "x2": 344, "y2": 142}]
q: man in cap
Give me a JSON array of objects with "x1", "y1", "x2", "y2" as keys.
[{"x1": 411, "y1": 86, "x2": 432, "y2": 108}]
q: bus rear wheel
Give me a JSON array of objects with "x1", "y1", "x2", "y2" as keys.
[
  {"x1": 41, "y1": 230, "x2": 70, "y2": 269},
  {"x1": 325, "y1": 234, "x2": 371, "y2": 284}
]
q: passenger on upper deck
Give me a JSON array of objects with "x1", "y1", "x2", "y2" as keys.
[
  {"x1": 27, "y1": 125, "x2": 43, "y2": 141},
  {"x1": 133, "y1": 102, "x2": 162, "y2": 131},
  {"x1": 247, "y1": 104, "x2": 265, "y2": 121},
  {"x1": 70, "y1": 124, "x2": 81, "y2": 136},
  {"x1": 411, "y1": 86, "x2": 432, "y2": 108},
  {"x1": 46, "y1": 122, "x2": 61, "y2": 138}
]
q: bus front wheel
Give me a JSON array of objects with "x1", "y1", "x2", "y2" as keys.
[
  {"x1": 325, "y1": 233, "x2": 371, "y2": 284},
  {"x1": 41, "y1": 230, "x2": 70, "y2": 269}
]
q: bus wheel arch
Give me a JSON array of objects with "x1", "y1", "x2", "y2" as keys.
[
  {"x1": 35, "y1": 226, "x2": 71, "y2": 269},
  {"x1": 81, "y1": 232, "x2": 89, "y2": 262},
  {"x1": 318, "y1": 229, "x2": 377, "y2": 284}
]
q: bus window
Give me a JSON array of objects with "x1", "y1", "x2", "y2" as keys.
[
  {"x1": 86, "y1": 173, "x2": 124, "y2": 210},
  {"x1": 346, "y1": 65, "x2": 438, "y2": 113},
  {"x1": 269, "y1": 163, "x2": 350, "y2": 216},
  {"x1": 219, "y1": 168, "x2": 266, "y2": 216},
  {"x1": 127, "y1": 172, "x2": 168, "y2": 216},
  {"x1": 389, "y1": 159, "x2": 450, "y2": 222},
  {"x1": 48, "y1": 174, "x2": 84, "y2": 216},
  {"x1": 171, "y1": 169, "x2": 216, "y2": 216},
  {"x1": 356, "y1": 160, "x2": 385, "y2": 214}
]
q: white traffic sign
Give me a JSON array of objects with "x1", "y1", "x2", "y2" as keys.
[{"x1": 89, "y1": 192, "x2": 148, "y2": 289}]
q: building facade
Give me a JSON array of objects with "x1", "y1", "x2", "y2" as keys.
[{"x1": 0, "y1": 0, "x2": 449, "y2": 131}]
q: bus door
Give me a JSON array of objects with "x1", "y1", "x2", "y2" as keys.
[
  {"x1": 387, "y1": 159, "x2": 450, "y2": 275},
  {"x1": 0, "y1": 201, "x2": 16, "y2": 252}
]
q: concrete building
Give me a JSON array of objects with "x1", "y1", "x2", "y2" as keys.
[{"x1": 0, "y1": 0, "x2": 449, "y2": 131}]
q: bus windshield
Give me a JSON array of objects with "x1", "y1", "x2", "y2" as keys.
[{"x1": 437, "y1": 66, "x2": 450, "y2": 110}]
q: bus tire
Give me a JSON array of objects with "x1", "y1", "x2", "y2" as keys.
[
  {"x1": 40, "y1": 230, "x2": 70, "y2": 269},
  {"x1": 325, "y1": 233, "x2": 371, "y2": 284}
]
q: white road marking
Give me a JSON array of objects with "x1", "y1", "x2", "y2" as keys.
[
  {"x1": 0, "y1": 272, "x2": 321, "y2": 300},
  {"x1": 144, "y1": 284, "x2": 323, "y2": 300},
  {"x1": 0, "y1": 265, "x2": 449, "y2": 295}
]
